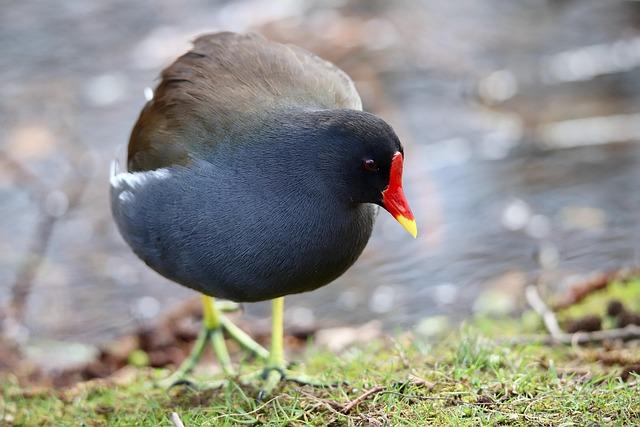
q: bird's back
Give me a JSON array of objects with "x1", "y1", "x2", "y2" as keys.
[{"x1": 128, "y1": 32, "x2": 362, "y2": 172}]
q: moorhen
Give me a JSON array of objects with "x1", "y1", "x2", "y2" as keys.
[{"x1": 110, "y1": 32, "x2": 416, "y2": 394}]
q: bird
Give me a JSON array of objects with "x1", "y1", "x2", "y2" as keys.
[{"x1": 110, "y1": 31, "x2": 416, "y2": 395}]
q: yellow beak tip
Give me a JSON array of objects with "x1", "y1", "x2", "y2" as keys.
[{"x1": 396, "y1": 215, "x2": 418, "y2": 239}]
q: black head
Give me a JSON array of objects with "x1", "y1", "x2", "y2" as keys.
[
  {"x1": 283, "y1": 109, "x2": 416, "y2": 237},
  {"x1": 298, "y1": 109, "x2": 402, "y2": 203}
]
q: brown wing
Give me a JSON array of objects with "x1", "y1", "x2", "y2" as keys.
[{"x1": 128, "y1": 32, "x2": 362, "y2": 172}]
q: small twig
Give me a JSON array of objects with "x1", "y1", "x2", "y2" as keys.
[
  {"x1": 299, "y1": 386, "x2": 389, "y2": 417},
  {"x1": 0, "y1": 152, "x2": 47, "y2": 196},
  {"x1": 1, "y1": 154, "x2": 87, "y2": 330},
  {"x1": 526, "y1": 286, "x2": 564, "y2": 340},
  {"x1": 170, "y1": 412, "x2": 185, "y2": 427},
  {"x1": 407, "y1": 374, "x2": 435, "y2": 390},
  {"x1": 526, "y1": 285, "x2": 640, "y2": 345},
  {"x1": 340, "y1": 385, "x2": 385, "y2": 414},
  {"x1": 298, "y1": 390, "x2": 348, "y2": 418},
  {"x1": 568, "y1": 326, "x2": 640, "y2": 344},
  {"x1": 7, "y1": 181, "x2": 86, "y2": 322}
]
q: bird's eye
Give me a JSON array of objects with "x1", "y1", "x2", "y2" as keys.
[{"x1": 362, "y1": 159, "x2": 379, "y2": 172}]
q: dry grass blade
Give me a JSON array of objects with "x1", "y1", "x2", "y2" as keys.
[
  {"x1": 170, "y1": 412, "x2": 185, "y2": 427},
  {"x1": 526, "y1": 285, "x2": 564, "y2": 340}
]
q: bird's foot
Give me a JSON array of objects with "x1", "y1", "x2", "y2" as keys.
[
  {"x1": 160, "y1": 366, "x2": 334, "y2": 399},
  {"x1": 237, "y1": 365, "x2": 339, "y2": 400},
  {"x1": 258, "y1": 367, "x2": 285, "y2": 400},
  {"x1": 158, "y1": 317, "x2": 268, "y2": 389},
  {"x1": 157, "y1": 295, "x2": 268, "y2": 389}
]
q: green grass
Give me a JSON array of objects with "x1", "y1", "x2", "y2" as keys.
[{"x1": 2, "y1": 280, "x2": 640, "y2": 426}]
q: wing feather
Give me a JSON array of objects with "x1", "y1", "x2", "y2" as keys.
[{"x1": 128, "y1": 32, "x2": 361, "y2": 172}]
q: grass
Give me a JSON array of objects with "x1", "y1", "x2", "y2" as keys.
[{"x1": 2, "y1": 279, "x2": 640, "y2": 426}]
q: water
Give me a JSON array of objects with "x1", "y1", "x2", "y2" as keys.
[{"x1": 1, "y1": 0, "x2": 639, "y2": 344}]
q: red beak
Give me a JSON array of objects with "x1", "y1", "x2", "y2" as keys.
[{"x1": 381, "y1": 152, "x2": 417, "y2": 238}]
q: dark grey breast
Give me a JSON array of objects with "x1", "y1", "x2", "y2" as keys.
[{"x1": 111, "y1": 32, "x2": 376, "y2": 302}]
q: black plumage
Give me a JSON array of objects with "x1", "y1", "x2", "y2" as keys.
[{"x1": 111, "y1": 32, "x2": 410, "y2": 303}]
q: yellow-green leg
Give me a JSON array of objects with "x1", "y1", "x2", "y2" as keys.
[
  {"x1": 160, "y1": 295, "x2": 268, "y2": 389},
  {"x1": 261, "y1": 297, "x2": 286, "y2": 393},
  {"x1": 221, "y1": 315, "x2": 269, "y2": 359},
  {"x1": 203, "y1": 294, "x2": 234, "y2": 376},
  {"x1": 269, "y1": 297, "x2": 286, "y2": 368},
  {"x1": 256, "y1": 297, "x2": 328, "y2": 399}
]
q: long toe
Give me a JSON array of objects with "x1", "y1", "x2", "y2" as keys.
[
  {"x1": 158, "y1": 326, "x2": 211, "y2": 389},
  {"x1": 257, "y1": 368, "x2": 284, "y2": 401},
  {"x1": 220, "y1": 315, "x2": 269, "y2": 360},
  {"x1": 285, "y1": 373, "x2": 343, "y2": 388},
  {"x1": 252, "y1": 367, "x2": 339, "y2": 400},
  {"x1": 165, "y1": 378, "x2": 229, "y2": 392}
]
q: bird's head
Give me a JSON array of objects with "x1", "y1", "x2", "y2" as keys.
[{"x1": 294, "y1": 109, "x2": 417, "y2": 238}]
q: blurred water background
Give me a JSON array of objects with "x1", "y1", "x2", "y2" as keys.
[{"x1": 1, "y1": 0, "x2": 639, "y2": 346}]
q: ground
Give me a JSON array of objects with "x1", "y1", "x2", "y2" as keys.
[{"x1": 2, "y1": 279, "x2": 640, "y2": 426}]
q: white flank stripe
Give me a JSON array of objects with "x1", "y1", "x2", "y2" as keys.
[{"x1": 109, "y1": 160, "x2": 172, "y2": 189}]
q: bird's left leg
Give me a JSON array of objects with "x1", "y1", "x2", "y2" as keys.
[
  {"x1": 254, "y1": 297, "x2": 328, "y2": 399},
  {"x1": 260, "y1": 296, "x2": 287, "y2": 394}
]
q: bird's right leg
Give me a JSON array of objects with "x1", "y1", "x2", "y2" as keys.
[
  {"x1": 160, "y1": 295, "x2": 232, "y2": 387},
  {"x1": 203, "y1": 294, "x2": 235, "y2": 376},
  {"x1": 160, "y1": 295, "x2": 268, "y2": 388}
]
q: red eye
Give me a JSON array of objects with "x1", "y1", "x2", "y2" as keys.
[{"x1": 362, "y1": 159, "x2": 379, "y2": 172}]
